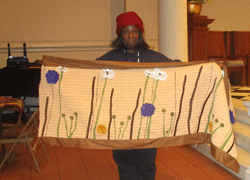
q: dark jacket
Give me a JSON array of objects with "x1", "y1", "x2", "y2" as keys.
[{"x1": 96, "y1": 49, "x2": 181, "y2": 62}]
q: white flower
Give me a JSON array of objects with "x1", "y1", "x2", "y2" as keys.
[
  {"x1": 152, "y1": 68, "x2": 167, "y2": 81},
  {"x1": 145, "y1": 68, "x2": 167, "y2": 81},
  {"x1": 58, "y1": 66, "x2": 68, "y2": 73},
  {"x1": 221, "y1": 70, "x2": 225, "y2": 77},
  {"x1": 145, "y1": 70, "x2": 152, "y2": 77},
  {"x1": 101, "y1": 69, "x2": 114, "y2": 79}
]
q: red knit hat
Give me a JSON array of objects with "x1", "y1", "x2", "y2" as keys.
[{"x1": 116, "y1": 11, "x2": 144, "y2": 36}]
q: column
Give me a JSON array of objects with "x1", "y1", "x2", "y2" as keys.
[{"x1": 159, "y1": 0, "x2": 188, "y2": 62}]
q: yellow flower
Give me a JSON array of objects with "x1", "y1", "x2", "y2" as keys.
[{"x1": 97, "y1": 124, "x2": 107, "y2": 135}]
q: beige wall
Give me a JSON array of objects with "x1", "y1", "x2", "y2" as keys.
[
  {"x1": 110, "y1": 0, "x2": 125, "y2": 40},
  {"x1": 0, "y1": 0, "x2": 113, "y2": 68},
  {"x1": 201, "y1": 0, "x2": 250, "y2": 31},
  {"x1": 0, "y1": 0, "x2": 250, "y2": 68}
]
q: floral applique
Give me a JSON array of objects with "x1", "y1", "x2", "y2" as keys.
[{"x1": 93, "y1": 69, "x2": 114, "y2": 139}]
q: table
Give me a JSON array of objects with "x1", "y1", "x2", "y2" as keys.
[{"x1": 0, "y1": 64, "x2": 41, "y2": 98}]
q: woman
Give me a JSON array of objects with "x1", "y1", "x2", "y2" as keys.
[{"x1": 96, "y1": 11, "x2": 180, "y2": 180}]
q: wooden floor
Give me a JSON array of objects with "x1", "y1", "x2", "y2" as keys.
[{"x1": 0, "y1": 141, "x2": 241, "y2": 180}]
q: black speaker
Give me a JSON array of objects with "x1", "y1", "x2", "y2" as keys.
[{"x1": 7, "y1": 43, "x2": 29, "y2": 68}]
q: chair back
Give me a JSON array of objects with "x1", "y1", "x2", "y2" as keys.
[
  {"x1": 0, "y1": 97, "x2": 25, "y2": 138},
  {"x1": 229, "y1": 31, "x2": 250, "y2": 86},
  {"x1": 207, "y1": 31, "x2": 227, "y2": 62},
  {"x1": 0, "y1": 108, "x2": 49, "y2": 173},
  {"x1": 207, "y1": 31, "x2": 246, "y2": 86},
  {"x1": 20, "y1": 108, "x2": 39, "y2": 139}
]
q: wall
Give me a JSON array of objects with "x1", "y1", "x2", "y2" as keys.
[
  {"x1": 0, "y1": 0, "x2": 113, "y2": 68},
  {"x1": 0, "y1": 0, "x2": 250, "y2": 68},
  {"x1": 110, "y1": 0, "x2": 125, "y2": 40},
  {"x1": 201, "y1": 0, "x2": 250, "y2": 31}
]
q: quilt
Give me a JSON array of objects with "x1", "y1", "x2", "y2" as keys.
[{"x1": 38, "y1": 55, "x2": 239, "y2": 173}]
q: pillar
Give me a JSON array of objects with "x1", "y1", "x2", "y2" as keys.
[{"x1": 159, "y1": 0, "x2": 188, "y2": 62}]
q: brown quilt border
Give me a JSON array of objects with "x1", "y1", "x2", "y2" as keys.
[{"x1": 41, "y1": 133, "x2": 239, "y2": 173}]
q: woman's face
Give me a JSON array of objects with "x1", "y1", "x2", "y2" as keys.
[{"x1": 122, "y1": 25, "x2": 140, "y2": 51}]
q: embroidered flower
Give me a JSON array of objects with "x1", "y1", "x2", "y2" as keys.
[
  {"x1": 209, "y1": 122, "x2": 213, "y2": 132},
  {"x1": 93, "y1": 69, "x2": 113, "y2": 139},
  {"x1": 46, "y1": 70, "x2": 59, "y2": 84},
  {"x1": 141, "y1": 103, "x2": 155, "y2": 117},
  {"x1": 145, "y1": 68, "x2": 167, "y2": 81},
  {"x1": 58, "y1": 66, "x2": 68, "y2": 73},
  {"x1": 56, "y1": 66, "x2": 67, "y2": 138},
  {"x1": 152, "y1": 68, "x2": 167, "y2": 81},
  {"x1": 97, "y1": 124, "x2": 107, "y2": 135},
  {"x1": 229, "y1": 110, "x2": 235, "y2": 124},
  {"x1": 120, "y1": 121, "x2": 124, "y2": 126},
  {"x1": 101, "y1": 69, "x2": 114, "y2": 79},
  {"x1": 145, "y1": 70, "x2": 152, "y2": 77}
]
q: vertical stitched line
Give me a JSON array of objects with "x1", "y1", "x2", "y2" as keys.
[
  {"x1": 41, "y1": 96, "x2": 49, "y2": 137},
  {"x1": 130, "y1": 89, "x2": 141, "y2": 140},
  {"x1": 187, "y1": 66, "x2": 203, "y2": 134},
  {"x1": 196, "y1": 77, "x2": 217, "y2": 133},
  {"x1": 108, "y1": 88, "x2": 114, "y2": 140},
  {"x1": 86, "y1": 77, "x2": 96, "y2": 139},
  {"x1": 173, "y1": 75, "x2": 187, "y2": 136}
]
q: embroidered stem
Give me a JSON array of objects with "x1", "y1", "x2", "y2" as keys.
[
  {"x1": 205, "y1": 75, "x2": 223, "y2": 133},
  {"x1": 69, "y1": 112, "x2": 78, "y2": 138},
  {"x1": 211, "y1": 126, "x2": 220, "y2": 138},
  {"x1": 62, "y1": 114, "x2": 69, "y2": 138},
  {"x1": 173, "y1": 75, "x2": 187, "y2": 136},
  {"x1": 147, "y1": 79, "x2": 159, "y2": 139},
  {"x1": 70, "y1": 116, "x2": 73, "y2": 135},
  {"x1": 121, "y1": 117, "x2": 131, "y2": 139},
  {"x1": 108, "y1": 88, "x2": 114, "y2": 140},
  {"x1": 196, "y1": 77, "x2": 217, "y2": 133},
  {"x1": 86, "y1": 77, "x2": 96, "y2": 139},
  {"x1": 187, "y1": 66, "x2": 203, "y2": 134},
  {"x1": 118, "y1": 123, "x2": 124, "y2": 140},
  {"x1": 113, "y1": 116, "x2": 117, "y2": 140},
  {"x1": 130, "y1": 89, "x2": 141, "y2": 140},
  {"x1": 221, "y1": 129, "x2": 233, "y2": 150},
  {"x1": 57, "y1": 72, "x2": 63, "y2": 138},
  {"x1": 168, "y1": 112, "x2": 174, "y2": 136},
  {"x1": 162, "y1": 109, "x2": 166, "y2": 137},
  {"x1": 41, "y1": 97, "x2": 49, "y2": 137},
  {"x1": 93, "y1": 78, "x2": 107, "y2": 139},
  {"x1": 137, "y1": 76, "x2": 149, "y2": 139}
]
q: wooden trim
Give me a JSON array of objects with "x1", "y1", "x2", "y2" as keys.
[{"x1": 0, "y1": 41, "x2": 111, "y2": 54}]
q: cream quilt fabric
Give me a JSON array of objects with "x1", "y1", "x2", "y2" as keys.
[{"x1": 38, "y1": 56, "x2": 239, "y2": 172}]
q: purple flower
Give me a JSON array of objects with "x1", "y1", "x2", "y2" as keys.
[
  {"x1": 229, "y1": 110, "x2": 235, "y2": 124},
  {"x1": 46, "y1": 70, "x2": 59, "y2": 84},
  {"x1": 141, "y1": 103, "x2": 155, "y2": 117}
]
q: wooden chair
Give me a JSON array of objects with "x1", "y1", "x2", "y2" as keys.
[
  {"x1": 0, "y1": 108, "x2": 50, "y2": 173},
  {"x1": 229, "y1": 31, "x2": 250, "y2": 86},
  {"x1": 207, "y1": 31, "x2": 246, "y2": 86},
  {"x1": 0, "y1": 97, "x2": 24, "y2": 134}
]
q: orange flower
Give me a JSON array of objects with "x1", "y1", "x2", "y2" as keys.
[
  {"x1": 209, "y1": 122, "x2": 213, "y2": 132},
  {"x1": 97, "y1": 124, "x2": 107, "y2": 135}
]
